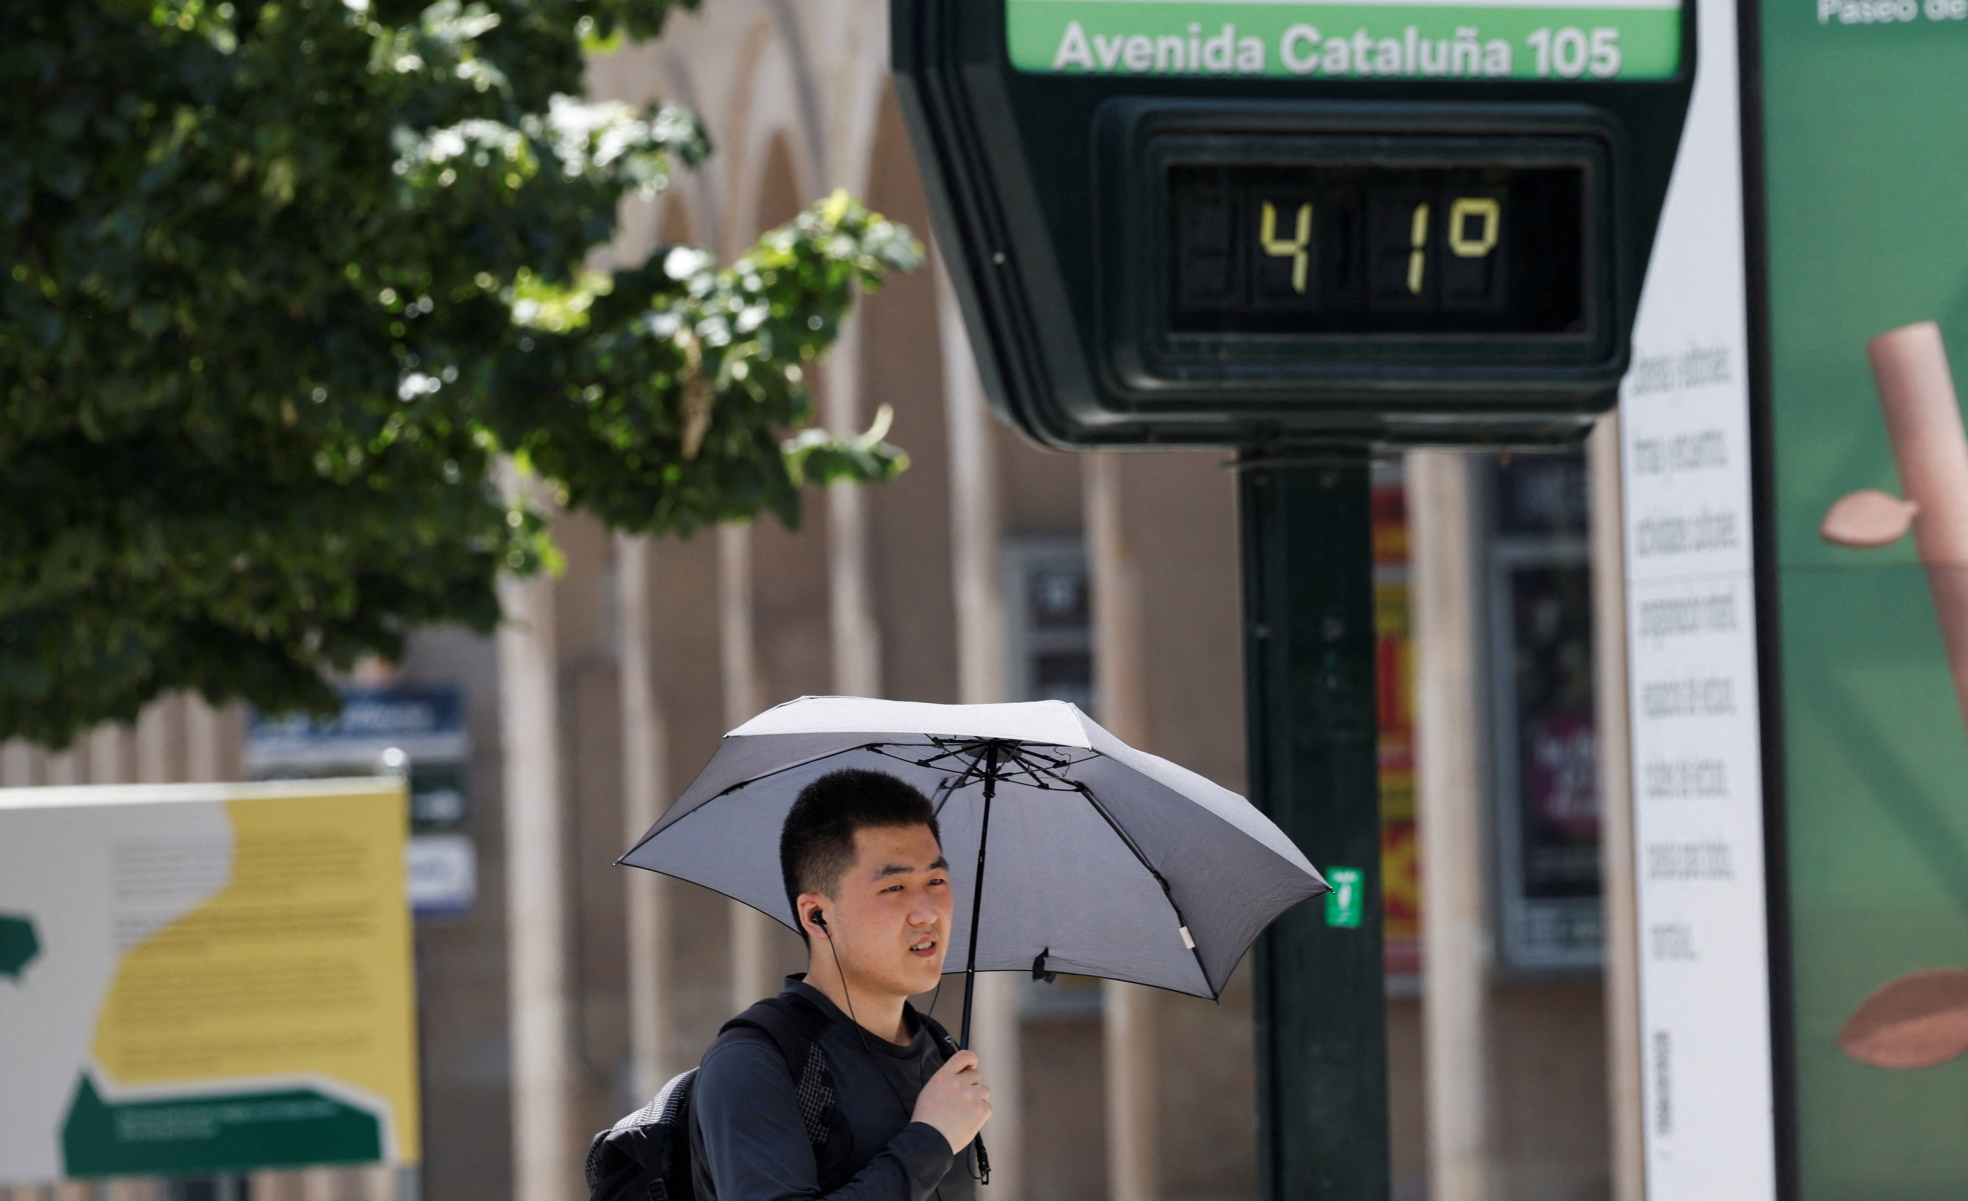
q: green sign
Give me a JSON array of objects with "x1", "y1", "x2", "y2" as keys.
[
  {"x1": 1324, "y1": 866, "x2": 1365, "y2": 927},
  {"x1": 1008, "y1": 0, "x2": 1683, "y2": 81},
  {"x1": 1756, "y1": 0, "x2": 1968, "y2": 1190},
  {"x1": 62, "y1": 1076, "x2": 383, "y2": 1178}
]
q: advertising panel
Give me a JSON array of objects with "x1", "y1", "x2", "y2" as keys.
[
  {"x1": 1756, "y1": 0, "x2": 1968, "y2": 1189},
  {"x1": 1488, "y1": 454, "x2": 1605, "y2": 972},
  {"x1": 1619, "y1": 0, "x2": 1777, "y2": 1189},
  {"x1": 1373, "y1": 475, "x2": 1422, "y2": 978},
  {"x1": 0, "y1": 779, "x2": 419, "y2": 1184}
]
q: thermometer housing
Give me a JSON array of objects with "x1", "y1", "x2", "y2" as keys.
[{"x1": 893, "y1": 0, "x2": 1695, "y2": 447}]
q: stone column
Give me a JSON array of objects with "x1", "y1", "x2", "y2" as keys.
[
  {"x1": 1084, "y1": 452, "x2": 1159, "y2": 1201},
  {"x1": 497, "y1": 496, "x2": 576, "y2": 1201},
  {"x1": 719, "y1": 524, "x2": 775, "y2": 1011},
  {"x1": 618, "y1": 534, "x2": 676, "y2": 1100},
  {"x1": 1407, "y1": 450, "x2": 1495, "y2": 1201},
  {"x1": 823, "y1": 309, "x2": 883, "y2": 700}
]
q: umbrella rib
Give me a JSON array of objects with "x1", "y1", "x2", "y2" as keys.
[
  {"x1": 881, "y1": 737, "x2": 1012, "y2": 772},
  {"x1": 623, "y1": 740, "x2": 916, "y2": 860},
  {"x1": 1011, "y1": 745, "x2": 1097, "y2": 770},
  {"x1": 998, "y1": 746, "x2": 1100, "y2": 791},
  {"x1": 861, "y1": 740, "x2": 1105, "y2": 794},
  {"x1": 866, "y1": 743, "x2": 988, "y2": 785},
  {"x1": 706, "y1": 742, "x2": 895, "y2": 797},
  {"x1": 868, "y1": 740, "x2": 1087, "y2": 792},
  {"x1": 926, "y1": 764, "x2": 980, "y2": 817},
  {"x1": 1070, "y1": 782, "x2": 1218, "y2": 998},
  {"x1": 910, "y1": 746, "x2": 982, "y2": 770}
]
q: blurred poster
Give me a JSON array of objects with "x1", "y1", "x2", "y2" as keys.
[
  {"x1": 1373, "y1": 474, "x2": 1421, "y2": 979},
  {"x1": 1489, "y1": 454, "x2": 1604, "y2": 972},
  {"x1": 249, "y1": 685, "x2": 475, "y2": 916},
  {"x1": 1753, "y1": 0, "x2": 1968, "y2": 1186},
  {"x1": 247, "y1": 684, "x2": 472, "y2": 835},
  {"x1": 1619, "y1": 0, "x2": 1775, "y2": 1187},
  {"x1": 0, "y1": 780, "x2": 419, "y2": 1184}
]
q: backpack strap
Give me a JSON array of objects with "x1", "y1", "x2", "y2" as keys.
[
  {"x1": 719, "y1": 994, "x2": 830, "y2": 1078},
  {"x1": 717, "y1": 994, "x2": 842, "y2": 1165},
  {"x1": 912, "y1": 1009, "x2": 991, "y2": 1186}
]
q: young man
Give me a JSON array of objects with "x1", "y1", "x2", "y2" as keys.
[{"x1": 690, "y1": 768, "x2": 992, "y2": 1201}]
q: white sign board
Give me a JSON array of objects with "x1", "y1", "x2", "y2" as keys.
[
  {"x1": 1618, "y1": 0, "x2": 1778, "y2": 1189},
  {"x1": 0, "y1": 780, "x2": 419, "y2": 1184}
]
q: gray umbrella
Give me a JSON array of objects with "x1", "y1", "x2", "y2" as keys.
[{"x1": 619, "y1": 696, "x2": 1328, "y2": 1045}]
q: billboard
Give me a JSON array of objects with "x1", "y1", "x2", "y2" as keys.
[
  {"x1": 1487, "y1": 453, "x2": 1606, "y2": 973},
  {"x1": 1755, "y1": 0, "x2": 1968, "y2": 1189},
  {"x1": 0, "y1": 779, "x2": 419, "y2": 1184}
]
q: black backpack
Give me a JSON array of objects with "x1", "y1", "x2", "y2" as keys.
[
  {"x1": 584, "y1": 996, "x2": 981, "y2": 1201},
  {"x1": 585, "y1": 994, "x2": 838, "y2": 1201}
]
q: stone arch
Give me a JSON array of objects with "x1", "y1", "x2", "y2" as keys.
[
  {"x1": 750, "y1": 130, "x2": 806, "y2": 237},
  {"x1": 829, "y1": 0, "x2": 906, "y2": 198},
  {"x1": 722, "y1": 17, "x2": 822, "y2": 257}
]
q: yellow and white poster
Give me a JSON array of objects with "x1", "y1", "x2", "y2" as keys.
[{"x1": 0, "y1": 779, "x2": 420, "y2": 1183}]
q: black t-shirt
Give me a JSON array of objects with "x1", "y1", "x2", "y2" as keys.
[{"x1": 690, "y1": 978, "x2": 979, "y2": 1201}]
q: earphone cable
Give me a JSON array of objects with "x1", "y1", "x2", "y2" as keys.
[{"x1": 820, "y1": 920, "x2": 956, "y2": 1200}]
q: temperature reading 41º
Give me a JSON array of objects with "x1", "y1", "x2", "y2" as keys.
[{"x1": 1168, "y1": 160, "x2": 1588, "y2": 338}]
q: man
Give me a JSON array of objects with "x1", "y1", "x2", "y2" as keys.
[{"x1": 691, "y1": 768, "x2": 993, "y2": 1201}]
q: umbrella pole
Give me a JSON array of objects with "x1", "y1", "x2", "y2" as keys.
[{"x1": 957, "y1": 744, "x2": 999, "y2": 1050}]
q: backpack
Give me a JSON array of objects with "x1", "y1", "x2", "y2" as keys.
[
  {"x1": 584, "y1": 995, "x2": 983, "y2": 1201},
  {"x1": 584, "y1": 994, "x2": 837, "y2": 1201}
]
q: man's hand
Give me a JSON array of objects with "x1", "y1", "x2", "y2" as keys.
[{"x1": 913, "y1": 1049, "x2": 991, "y2": 1153}]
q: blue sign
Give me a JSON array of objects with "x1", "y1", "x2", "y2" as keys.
[{"x1": 246, "y1": 687, "x2": 468, "y2": 771}]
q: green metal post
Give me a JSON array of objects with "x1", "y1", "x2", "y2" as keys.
[{"x1": 1241, "y1": 448, "x2": 1390, "y2": 1201}]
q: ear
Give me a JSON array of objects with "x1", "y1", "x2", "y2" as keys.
[{"x1": 796, "y1": 894, "x2": 829, "y2": 939}]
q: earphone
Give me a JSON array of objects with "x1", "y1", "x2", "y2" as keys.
[{"x1": 811, "y1": 909, "x2": 827, "y2": 932}]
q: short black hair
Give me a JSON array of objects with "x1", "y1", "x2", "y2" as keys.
[{"x1": 780, "y1": 768, "x2": 941, "y2": 938}]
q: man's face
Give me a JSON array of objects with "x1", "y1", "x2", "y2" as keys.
[{"x1": 817, "y1": 823, "x2": 952, "y2": 999}]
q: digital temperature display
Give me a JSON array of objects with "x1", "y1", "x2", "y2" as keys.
[{"x1": 1167, "y1": 163, "x2": 1589, "y2": 338}]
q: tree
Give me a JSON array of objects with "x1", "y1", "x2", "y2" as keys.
[{"x1": 0, "y1": 0, "x2": 920, "y2": 746}]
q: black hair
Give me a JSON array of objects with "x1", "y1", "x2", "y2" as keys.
[{"x1": 779, "y1": 768, "x2": 941, "y2": 941}]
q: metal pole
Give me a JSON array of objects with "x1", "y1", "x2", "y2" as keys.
[
  {"x1": 958, "y1": 743, "x2": 1000, "y2": 1050},
  {"x1": 1241, "y1": 449, "x2": 1390, "y2": 1201}
]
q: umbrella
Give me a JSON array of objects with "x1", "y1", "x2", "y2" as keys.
[{"x1": 619, "y1": 696, "x2": 1329, "y2": 1046}]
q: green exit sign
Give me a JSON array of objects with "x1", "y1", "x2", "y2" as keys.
[
  {"x1": 1324, "y1": 866, "x2": 1366, "y2": 928},
  {"x1": 893, "y1": 0, "x2": 1694, "y2": 448}
]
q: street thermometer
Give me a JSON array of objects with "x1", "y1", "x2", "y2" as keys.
[
  {"x1": 893, "y1": 0, "x2": 1693, "y2": 447},
  {"x1": 893, "y1": 5, "x2": 1696, "y2": 1198}
]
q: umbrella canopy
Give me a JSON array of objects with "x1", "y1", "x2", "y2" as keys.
[{"x1": 620, "y1": 696, "x2": 1328, "y2": 1011}]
